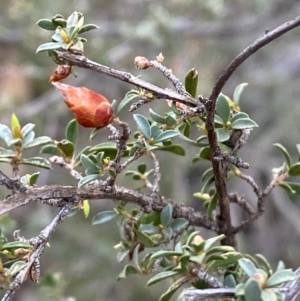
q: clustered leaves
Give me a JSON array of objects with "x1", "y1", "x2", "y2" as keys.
[
  {"x1": 0, "y1": 230, "x2": 37, "y2": 288},
  {"x1": 0, "y1": 114, "x2": 52, "y2": 172},
  {"x1": 36, "y1": 11, "x2": 99, "y2": 60}
]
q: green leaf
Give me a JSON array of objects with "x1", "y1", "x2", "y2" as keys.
[
  {"x1": 182, "y1": 122, "x2": 191, "y2": 138},
  {"x1": 160, "y1": 204, "x2": 173, "y2": 227},
  {"x1": 7, "y1": 261, "x2": 27, "y2": 277},
  {"x1": 51, "y1": 16, "x2": 67, "y2": 28},
  {"x1": 92, "y1": 211, "x2": 117, "y2": 225},
  {"x1": 19, "y1": 157, "x2": 51, "y2": 169},
  {"x1": 0, "y1": 148, "x2": 15, "y2": 158},
  {"x1": 90, "y1": 142, "x2": 117, "y2": 152},
  {"x1": 230, "y1": 112, "x2": 249, "y2": 123},
  {"x1": 223, "y1": 274, "x2": 236, "y2": 288},
  {"x1": 157, "y1": 145, "x2": 185, "y2": 156},
  {"x1": 36, "y1": 42, "x2": 64, "y2": 53},
  {"x1": 277, "y1": 181, "x2": 296, "y2": 194},
  {"x1": 204, "y1": 234, "x2": 225, "y2": 251},
  {"x1": 276, "y1": 261, "x2": 285, "y2": 272},
  {"x1": 159, "y1": 275, "x2": 193, "y2": 301},
  {"x1": 233, "y1": 83, "x2": 248, "y2": 104},
  {"x1": 22, "y1": 131, "x2": 34, "y2": 147},
  {"x1": 289, "y1": 163, "x2": 300, "y2": 176},
  {"x1": 117, "y1": 91, "x2": 139, "y2": 116},
  {"x1": 36, "y1": 19, "x2": 56, "y2": 30},
  {"x1": 165, "y1": 115, "x2": 176, "y2": 127},
  {"x1": 199, "y1": 147, "x2": 212, "y2": 161},
  {"x1": 189, "y1": 253, "x2": 206, "y2": 265},
  {"x1": 137, "y1": 163, "x2": 147, "y2": 174},
  {"x1": 29, "y1": 172, "x2": 40, "y2": 186},
  {"x1": 55, "y1": 140, "x2": 75, "y2": 160},
  {"x1": 0, "y1": 124, "x2": 13, "y2": 145},
  {"x1": 244, "y1": 278, "x2": 261, "y2": 301},
  {"x1": 117, "y1": 264, "x2": 140, "y2": 280},
  {"x1": 67, "y1": 11, "x2": 79, "y2": 27},
  {"x1": 151, "y1": 125, "x2": 163, "y2": 140},
  {"x1": 80, "y1": 154, "x2": 99, "y2": 175},
  {"x1": 201, "y1": 167, "x2": 214, "y2": 183},
  {"x1": 21, "y1": 123, "x2": 35, "y2": 138},
  {"x1": 154, "y1": 130, "x2": 179, "y2": 144},
  {"x1": 238, "y1": 258, "x2": 257, "y2": 277},
  {"x1": 89, "y1": 127, "x2": 101, "y2": 140},
  {"x1": 255, "y1": 254, "x2": 273, "y2": 276},
  {"x1": 139, "y1": 225, "x2": 160, "y2": 235},
  {"x1": 170, "y1": 218, "x2": 188, "y2": 232},
  {"x1": 78, "y1": 174, "x2": 99, "y2": 188},
  {"x1": 216, "y1": 128, "x2": 231, "y2": 142},
  {"x1": 149, "y1": 109, "x2": 166, "y2": 124},
  {"x1": 266, "y1": 269, "x2": 296, "y2": 287},
  {"x1": 281, "y1": 181, "x2": 300, "y2": 195},
  {"x1": 0, "y1": 158, "x2": 12, "y2": 163},
  {"x1": 2, "y1": 241, "x2": 31, "y2": 249},
  {"x1": 184, "y1": 68, "x2": 198, "y2": 98},
  {"x1": 40, "y1": 144, "x2": 60, "y2": 156},
  {"x1": 231, "y1": 118, "x2": 258, "y2": 129},
  {"x1": 23, "y1": 136, "x2": 52, "y2": 149},
  {"x1": 216, "y1": 94, "x2": 231, "y2": 123},
  {"x1": 150, "y1": 250, "x2": 183, "y2": 260},
  {"x1": 65, "y1": 119, "x2": 78, "y2": 145},
  {"x1": 78, "y1": 24, "x2": 99, "y2": 34},
  {"x1": 261, "y1": 289, "x2": 277, "y2": 301},
  {"x1": 5, "y1": 137, "x2": 21, "y2": 147},
  {"x1": 162, "y1": 227, "x2": 173, "y2": 239},
  {"x1": 214, "y1": 115, "x2": 225, "y2": 126},
  {"x1": 135, "y1": 230, "x2": 155, "y2": 248},
  {"x1": 147, "y1": 271, "x2": 181, "y2": 286},
  {"x1": 133, "y1": 114, "x2": 151, "y2": 139},
  {"x1": 273, "y1": 143, "x2": 291, "y2": 168}
]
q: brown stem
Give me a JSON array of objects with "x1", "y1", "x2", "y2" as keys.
[{"x1": 205, "y1": 15, "x2": 300, "y2": 246}]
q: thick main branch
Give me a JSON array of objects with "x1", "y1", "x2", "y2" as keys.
[{"x1": 1, "y1": 185, "x2": 217, "y2": 231}]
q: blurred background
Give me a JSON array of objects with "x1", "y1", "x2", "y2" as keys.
[{"x1": 0, "y1": 0, "x2": 300, "y2": 300}]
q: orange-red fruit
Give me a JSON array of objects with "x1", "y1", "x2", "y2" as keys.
[
  {"x1": 49, "y1": 65, "x2": 72, "y2": 82},
  {"x1": 52, "y1": 82, "x2": 114, "y2": 128}
]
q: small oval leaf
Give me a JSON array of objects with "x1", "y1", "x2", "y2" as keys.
[
  {"x1": 133, "y1": 114, "x2": 151, "y2": 139},
  {"x1": 36, "y1": 19, "x2": 56, "y2": 30},
  {"x1": 160, "y1": 204, "x2": 173, "y2": 227},
  {"x1": 78, "y1": 24, "x2": 99, "y2": 34},
  {"x1": 216, "y1": 94, "x2": 231, "y2": 123},
  {"x1": 19, "y1": 157, "x2": 51, "y2": 169},
  {"x1": 231, "y1": 118, "x2": 258, "y2": 130},
  {"x1": 65, "y1": 119, "x2": 78, "y2": 145},
  {"x1": 238, "y1": 258, "x2": 257, "y2": 277},
  {"x1": 92, "y1": 211, "x2": 117, "y2": 225},
  {"x1": 147, "y1": 271, "x2": 181, "y2": 286},
  {"x1": 155, "y1": 130, "x2": 179, "y2": 144},
  {"x1": 78, "y1": 174, "x2": 99, "y2": 188},
  {"x1": 184, "y1": 68, "x2": 198, "y2": 98}
]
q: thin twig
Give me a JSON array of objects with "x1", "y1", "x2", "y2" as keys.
[
  {"x1": 0, "y1": 171, "x2": 26, "y2": 193},
  {"x1": 150, "y1": 152, "x2": 161, "y2": 195},
  {"x1": 228, "y1": 193, "x2": 255, "y2": 215},
  {"x1": 56, "y1": 51, "x2": 204, "y2": 111},
  {"x1": 49, "y1": 156, "x2": 82, "y2": 180},
  {"x1": 209, "y1": 15, "x2": 300, "y2": 102},
  {"x1": 106, "y1": 120, "x2": 132, "y2": 185},
  {"x1": 1, "y1": 204, "x2": 72, "y2": 301},
  {"x1": 149, "y1": 60, "x2": 188, "y2": 96}
]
